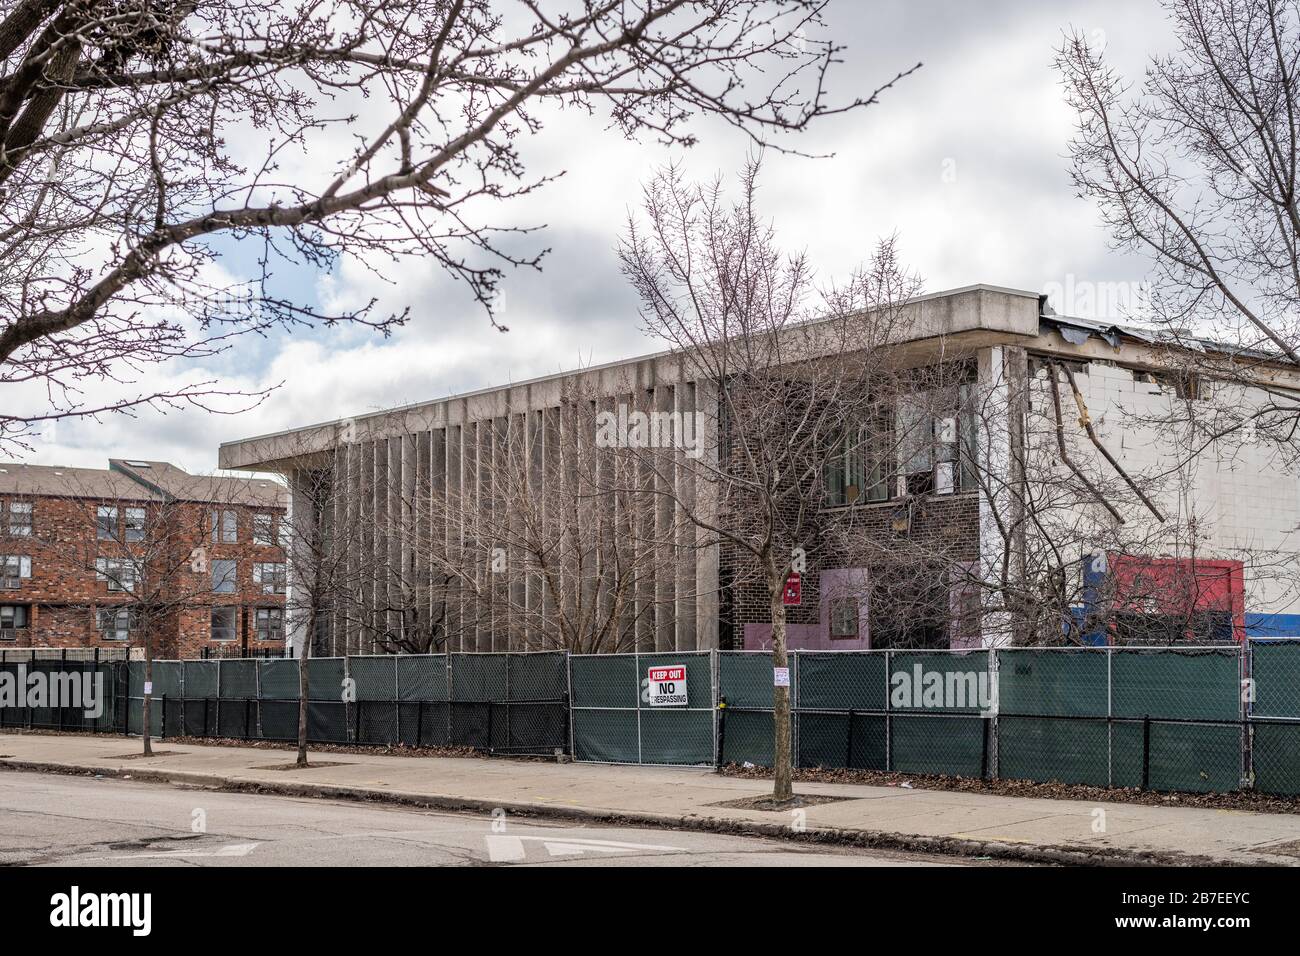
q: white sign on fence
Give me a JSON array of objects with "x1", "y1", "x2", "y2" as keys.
[
  {"x1": 774, "y1": 667, "x2": 790, "y2": 688},
  {"x1": 647, "y1": 665, "x2": 688, "y2": 707}
]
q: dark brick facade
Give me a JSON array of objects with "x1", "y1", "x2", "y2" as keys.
[{"x1": 716, "y1": 407, "x2": 983, "y2": 650}]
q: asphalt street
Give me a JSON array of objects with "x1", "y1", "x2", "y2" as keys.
[{"x1": 0, "y1": 769, "x2": 983, "y2": 867}]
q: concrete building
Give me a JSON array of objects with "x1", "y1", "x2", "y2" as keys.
[
  {"x1": 0, "y1": 459, "x2": 287, "y2": 657},
  {"x1": 218, "y1": 285, "x2": 1300, "y2": 655}
]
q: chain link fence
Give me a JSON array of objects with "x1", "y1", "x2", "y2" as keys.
[
  {"x1": 570, "y1": 651, "x2": 716, "y2": 765},
  {"x1": 719, "y1": 645, "x2": 1271, "y2": 795},
  {"x1": 9, "y1": 642, "x2": 1300, "y2": 799},
  {"x1": 122, "y1": 652, "x2": 568, "y2": 755},
  {"x1": 0, "y1": 652, "x2": 125, "y2": 733},
  {"x1": 1249, "y1": 639, "x2": 1300, "y2": 796}
]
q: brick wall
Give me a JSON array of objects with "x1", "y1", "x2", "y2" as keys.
[{"x1": 0, "y1": 495, "x2": 286, "y2": 657}]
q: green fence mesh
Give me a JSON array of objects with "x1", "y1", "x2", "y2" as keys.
[{"x1": 571, "y1": 651, "x2": 714, "y2": 765}]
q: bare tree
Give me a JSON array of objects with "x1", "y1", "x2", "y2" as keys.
[
  {"x1": 620, "y1": 159, "x2": 922, "y2": 803},
  {"x1": 0, "y1": 0, "x2": 918, "y2": 453},
  {"x1": 34, "y1": 476, "x2": 262, "y2": 755},
  {"x1": 405, "y1": 395, "x2": 689, "y2": 654},
  {"x1": 1056, "y1": 0, "x2": 1300, "y2": 453}
]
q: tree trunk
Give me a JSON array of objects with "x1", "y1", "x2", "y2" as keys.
[
  {"x1": 296, "y1": 607, "x2": 312, "y2": 766},
  {"x1": 770, "y1": 585, "x2": 793, "y2": 803},
  {"x1": 141, "y1": 632, "x2": 153, "y2": 756}
]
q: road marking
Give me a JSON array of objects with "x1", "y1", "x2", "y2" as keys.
[{"x1": 485, "y1": 834, "x2": 684, "y2": 862}]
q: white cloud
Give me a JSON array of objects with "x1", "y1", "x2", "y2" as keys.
[{"x1": 18, "y1": 0, "x2": 1180, "y2": 473}]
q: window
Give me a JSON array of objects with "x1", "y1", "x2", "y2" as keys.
[
  {"x1": 7, "y1": 501, "x2": 32, "y2": 537},
  {"x1": 0, "y1": 555, "x2": 31, "y2": 589},
  {"x1": 125, "y1": 507, "x2": 146, "y2": 542},
  {"x1": 824, "y1": 418, "x2": 891, "y2": 507},
  {"x1": 255, "y1": 607, "x2": 284, "y2": 641},
  {"x1": 95, "y1": 557, "x2": 137, "y2": 592},
  {"x1": 210, "y1": 606, "x2": 238, "y2": 642},
  {"x1": 828, "y1": 597, "x2": 860, "y2": 640},
  {"x1": 96, "y1": 505, "x2": 117, "y2": 541},
  {"x1": 0, "y1": 604, "x2": 29, "y2": 640},
  {"x1": 212, "y1": 509, "x2": 238, "y2": 544},
  {"x1": 895, "y1": 378, "x2": 978, "y2": 497},
  {"x1": 253, "y1": 562, "x2": 286, "y2": 595},
  {"x1": 253, "y1": 513, "x2": 276, "y2": 546},
  {"x1": 96, "y1": 607, "x2": 134, "y2": 641},
  {"x1": 212, "y1": 559, "x2": 237, "y2": 593}
]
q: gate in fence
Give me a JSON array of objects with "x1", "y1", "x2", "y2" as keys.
[{"x1": 569, "y1": 651, "x2": 716, "y2": 765}]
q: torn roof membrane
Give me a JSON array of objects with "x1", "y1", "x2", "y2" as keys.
[{"x1": 1039, "y1": 312, "x2": 1239, "y2": 358}]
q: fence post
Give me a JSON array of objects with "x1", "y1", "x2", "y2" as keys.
[
  {"x1": 716, "y1": 695, "x2": 728, "y2": 767},
  {"x1": 1141, "y1": 713, "x2": 1151, "y2": 790},
  {"x1": 884, "y1": 649, "x2": 892, "y2": 773},
  {"x1": 988, "y1": 646, "x2": 999, "y2": 780},
  {"x1": 711, "y1": 648, "x2": 719, "y2": 768},
  {"x1": 253, "y1": 655, "x2": 262, "y2": 740},
  {"x1": 1106, "y1": 645, "x2": 1114, "y2": 788},
  {"x1": 1241, "y1": 640, "x2": 1253, "y2": 791},
  {"x1": 393, "y1": 656, "x2": 401, "y2": 745},
  {"x1": 160, "y1": 694, "x2": 167, "y2": 740},
  {"x1": 845, "y1": 708, "x2": 857, "y2": 770},
  {"x1": 446, "y1": 653, "x2": 454, "y2": 748},
  {"x1": 343, "y1": 655, "x2": 353, "y2": 744},
  {"x1": 215, "y1": 658, "x2": 222, "y2": 742},
  {"x1": 566, "y1": 652, "x2": 576, "y2": 760}
]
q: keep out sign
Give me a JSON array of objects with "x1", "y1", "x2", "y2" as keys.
[{"x1": 647, "y1": 665, "x2": 688, "y2": 706}]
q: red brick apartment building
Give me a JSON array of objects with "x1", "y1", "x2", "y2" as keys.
[{"x1": 0, "y1": 459, "x2": 287, "y2": 658}]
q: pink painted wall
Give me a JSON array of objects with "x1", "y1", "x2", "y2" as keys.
[
  {"x1": 742, "y1": 569, "x2": 872, "y2": 650},
  {"x1": 741, "y1": 565, "x2": 981, "y2": 650}
]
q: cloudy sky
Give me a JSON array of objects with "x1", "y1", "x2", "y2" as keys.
[{"x1": 32, "y1": 0, "x2": 1174, "y2": 474}]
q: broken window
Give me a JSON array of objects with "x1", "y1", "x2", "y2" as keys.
[{"x1": 867, "y1": 561, "x2": 951, "y2": 649}]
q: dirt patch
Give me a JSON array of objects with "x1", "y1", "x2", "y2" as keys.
[
  {"x1": 250, "y1": 761, "x2": 350, "y2": 771},
  {"x1": 105, "y1": 750, "x2": 182, "y2": 760},
  {"x1": 709, "y1": 793, "x2": 855, "y2": 811},
  {"x1": 718, "y1": 763, "x2": 1300, "y2": 815},
  {"x1": 166, "y1": 735, "x2": 503, "y2": 760}
]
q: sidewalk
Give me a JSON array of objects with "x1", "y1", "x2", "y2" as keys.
[{"x1": 3, "y1": 732, "x2": 1298, "y2": 866}]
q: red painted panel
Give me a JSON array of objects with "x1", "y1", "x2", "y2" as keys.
[{"x1": 1107, "y1": 554, "x2": 1245, "y2": 642}]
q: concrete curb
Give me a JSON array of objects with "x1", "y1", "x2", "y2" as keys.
[{"x1": 0, "y1": 758, "x2": 1223, "y2": 867}]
